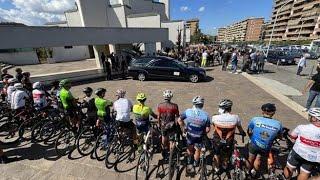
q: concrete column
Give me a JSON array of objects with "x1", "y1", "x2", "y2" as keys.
[
  {"x1": 93, "y1": 45, "x2": 103, "y2": 69},
  {"x1": 144, "y1": 43, "x2": 156, "y2": 56}
]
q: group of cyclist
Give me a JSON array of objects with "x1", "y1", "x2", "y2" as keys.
[{"x1": 0, "y1": 76, "x2": 319, "y2": 179}]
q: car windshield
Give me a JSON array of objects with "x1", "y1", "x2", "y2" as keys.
[{"x1": 175, "y1": 60, "x2": 187, "y2": 67}]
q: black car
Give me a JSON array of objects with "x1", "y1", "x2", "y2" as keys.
[
  {"x1": 128, "y1": 56, "x2": 207, "y2": 83},
  {"x1": 267, "y1": 51, "x2": 296, "y2": 65}
]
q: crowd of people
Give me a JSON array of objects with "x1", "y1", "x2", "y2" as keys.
[{"x1": 0, "y1": 65, "x2": 319, "y2": 179}]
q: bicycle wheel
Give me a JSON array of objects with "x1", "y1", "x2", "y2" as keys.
[
  {"x1": 168, "y1": 147, "x2": 180, "y2": 180},
  {"x1": 200, "y1": 158, "x2": 208, "y2": 180},
  {"x1": 105, "y1": 138, "x2": 121, "y2": 168},
  {"x1": 40, "y1": 120, "x2": 59, "y2": 142},
  {"x1": 94, "y1": 132, "x2": 108, "y2": 161},
  {"x1": 135, "y1": 151, "x2": 149, "y2": 180},
  {"x1": 76, "y1": 127, "x2": 96, "y2": 156},
  {"x1": 31, "y1": 120, "x2": 45, "y2": 142},
  {"x1": 55, "y1": 129, "x2": 76, "y2": 156},
  {"x1": 19, "y1": 119, "x2": 35, "y2": 141},
  {"x1": 0, "y1": 121, "x2": 20, "y2": 144}
]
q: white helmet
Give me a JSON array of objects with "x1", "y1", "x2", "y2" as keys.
[
  {"x1": 192, "y1": 96, "x2": 204, "y2": 105},
  {"x1": 219, "y1": 99, "x2": 233, "y2": 109},
  {"x1": 14, "y1": 83, "x2": 23, "y2": 89},
  {"x1": 163, "y1": 90, "x2": 173, "y2": 100},
  {"x1": 308, "y1": 108, "x2": 320, "y2": 120},
  {"x1": 32, "y1": 82, "x2": 42, "y2": 89},
  {"x1": 116, "y1": 89, "x2": 126, "y2": 98},
  {"x1": 8, "y1": 78, "x2": 18, "y2": 84}
]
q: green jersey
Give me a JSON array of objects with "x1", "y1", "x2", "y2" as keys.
[
  {"x1": 59, "y1": 87, "x2": 74, "y2": 110},
  {"x1": 95, "y1": 97, "x2": 113, "y2": 118}
]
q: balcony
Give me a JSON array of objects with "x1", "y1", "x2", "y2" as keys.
[{"x1": 275, "y1": 0, "x2": 294, "y2": 9}]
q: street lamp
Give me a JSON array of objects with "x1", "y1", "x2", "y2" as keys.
[{"x1": 266, "y1": 0, "x2": 292, "y2": 57}]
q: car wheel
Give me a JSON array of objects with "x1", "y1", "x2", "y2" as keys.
[
  {"x1": 189, "y1": 74, "x2": 199, "y2": 83},
  {"x1": 137, "y1": 73, "x2": 146, "y2": 81}
]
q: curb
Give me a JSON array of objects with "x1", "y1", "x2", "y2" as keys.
[{"x1": 241, "y1": 72, "x2": 308, "y2": 119}]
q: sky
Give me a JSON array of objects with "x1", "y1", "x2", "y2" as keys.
[{"x1": 0, "y1": 0, "x2": 273, "y2": 35}]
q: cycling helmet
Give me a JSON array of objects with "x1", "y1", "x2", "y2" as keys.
[
  {"x1": 116, "y1": 89, "x2": 126, "y2": 98},
  {"x1": 192, "y1": 96, "x2": 204, "y2": 105},
  {"x1": 59, "y1": 79, "x2": 71, "y2": 88},
  {"x1": 95, "y1": 88, "x2": 106, "y2": 96},
  {"x1": 308, "y1": 108, "x2": 320, "y2": 120},
  {"x1": 82, "y1": 87, "x2": 93, "y2": 93},
  {"x1": 32, "y1": 82, "x2": 44, "y2": 89},
  {"x1": 22, "y1": 72, "x2": 30, "y2": 77},
  {"x1": 14, "y1": 83, "x2": 23, "y2": 89},
  {"x1": 261, "y1": 103, "x2": 276, "y2": 112},
  {"x1": 8, "y1": 78, "x2": 18, "y2": 84},
  {"x1": 219, "y1": 99, "x2": 233, "y2": 109},
  {"x1": 136, "y1": 93, "x2": 147, "y2": 101},
  {"x1": 163, "y1": 90, "x2": 173, "y2": 100}
]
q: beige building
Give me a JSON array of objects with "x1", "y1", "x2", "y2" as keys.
[
  {"x1": 265, "y1": 0, "x2": 320, "y2": 41},
  {"x1": 186, "y1": 18, "x2": 200, "y2": 36},
  {"x1": 217, "y1": 17, "x2": 264, "y2": 42}
]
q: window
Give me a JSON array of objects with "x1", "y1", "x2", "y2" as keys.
[
  {"x1": 64, "y1": 46, "x2": 73, "y2": 49},
  {"x1": 152, "y1": 60, "x2": 180, "y2": 68}
]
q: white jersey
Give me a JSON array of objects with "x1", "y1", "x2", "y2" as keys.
[
  {"x1": 291, "y1": 124, "x2": 320, "y2": 163},
  {"x1": 7, "y1": 86, "x2": 15, "y2": 104},
  {"x1": 32, "y1": 89, "x2": 47, "y2": 108},
  {"x1": 113, "y1": 98, "x2": 133, "y2": 122},
  {"x1": 11, "y1": 89, "x2": 29, "y2": 110},
  {"x1": 212, "y1": 113, "x2": 241, "y2": 128}
]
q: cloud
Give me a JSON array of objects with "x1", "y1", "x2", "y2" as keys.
[
  {"x1": 180, "y1": 6, "x2": 190, "y2": 12},
  {"x1": 198, "y1": 6, "x2": 205, "y2": 12},
  {"x1": 0, "y1": 0, "x2": 75, "y2": 25}
]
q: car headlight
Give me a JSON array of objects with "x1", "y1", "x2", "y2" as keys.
[{"x1": 281, "y1": 59, "x2": 286, "y2": 62}]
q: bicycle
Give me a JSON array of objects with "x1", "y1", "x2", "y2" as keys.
[
  {"x1": 94, "y1": 119, "x2": 116, "y2": 161},
  {"x1": 168, "y1": 132, "x2": 185, "y2": 180},
  {"x1": 135, "y1": 120, "x2": 160, "y2": 180}
]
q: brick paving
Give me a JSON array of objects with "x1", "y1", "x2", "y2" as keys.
[{"x1": 0, "y1": 67, "x2": 306, "y2": 180}]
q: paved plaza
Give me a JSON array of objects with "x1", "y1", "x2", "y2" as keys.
[{"x1": 0, "y1": 67, "x2": 307, "y2": 180}]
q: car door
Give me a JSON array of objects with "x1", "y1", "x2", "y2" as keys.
[{"x1": 147, "y1": 60, "x2": 182, "y2": 79}]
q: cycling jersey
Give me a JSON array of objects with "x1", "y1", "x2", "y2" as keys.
[
  {"x1": 59, "y1": 88, "x2": 74, "y2": 110},
  {"x1": 32, "y1": 89, "x2": 48, "y2": 109},
  {"x1": 133, "y1": 103, "x2": 154, "y2": 133},
  {"x1": 83, "y1": 96, "x2": 96, "y2": 117},
  {"x1": 248, "y1": 117, "x2": 282, "y2": 150},
  {"x1": 290, "y1": 124, "x2": 320, "y2": 163},
  {"x1": 157, "y1": 102, "x2": 179, "y2": 130},
  {"x1": 181, "y1": 108, "x2": 210, "y2": 144},
  {"x1": 95, "y1": 97, "x2": 112, "y2": 118},
  {"x1": 212, "y1": 113, "x2": 241, "y2": 141},
  {"x1": 11, "y1": 89, "x2": 29, "y2": 110},
  {"x1": 113, "y1": 98, "x2": 133, "y2": 122}
]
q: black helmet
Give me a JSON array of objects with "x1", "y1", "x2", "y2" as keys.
[
  {"x1": 83, "y1": 87, "x2": 93, "y2": 93},
  {"x1": 95, "y1": 88, "x2": 106, "y2": 96},
  {"x1": 261, "y1": 103, "x2": 276, "y2": 112}
]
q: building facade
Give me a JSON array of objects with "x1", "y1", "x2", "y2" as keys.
[
  {"x1": 186, "y1": 19, "x2": 200, "y2": 36},
  {"x1": 264, "y1": 0, "x2": 320, "y2": 41},
  {"x1": 217, "y1": 18, "x2": 264, "y2": 42}
]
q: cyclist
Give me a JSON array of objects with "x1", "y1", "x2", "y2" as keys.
[
  {"x1": 211, "y1": 99, "x2": 246, "y2": 173},
  {"x1": 283, "y1": 107, "x2": 320, "y2": 180},
  {"x1": 82, "y1": 87, "x2": 96, "y2": 126},
  {"x1": 113, "y1": 89, "x2": 136, "y2": 140},
  {"x1": 32, "y1": 81, "x2": 49, "y2": 110},
  {"x1": 10, "y1": 83, "x2": 30, "y2": 113},
  {"x1": 94, "y1": 88, "x2": 113, "y2": 125},
  {"x1": 177, "y1": 96, "x2": 210, "y2": 172},
  {"x1": 157, "y1": 90, "x2": 179, "y2": 159},
  {"x1": 7, "y1": 78, "x2": 18, "y2": 105},
  {"x1": 246, "y1": 103, "x2": 283, "y2": 177},
  {"x1": 133, "y1": 93, "x2": 157, "y2": 134},
  {"x1": 59, "y1": 79, "x2": 80, "y2": 127}
]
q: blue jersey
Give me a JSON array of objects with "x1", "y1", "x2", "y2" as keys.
[
  {"x1": 248, "y1": 117, "x2": 282, "y2": 150},
  {"x1": 181, "y1": 108, "x2": 210, "y2": 138}
]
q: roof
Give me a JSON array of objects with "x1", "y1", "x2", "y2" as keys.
[
  {"x1": 44, "y1": 21, "x2": 67, "y2": 25},
  {"x1": 127, "y1": 13, "x2": 159, "y2": 18},
  {"x1": 186, "y1": 18, "x2": 200, "y2": 22}
]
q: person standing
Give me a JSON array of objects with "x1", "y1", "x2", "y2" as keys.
[
  {"x1": 201, "y1": 50, "x2": 208, "y2": 67},
  {"x1": 101, "y1": 52, "x2": 106, "y2": 73},
  {"x1": 231, "y1": 50, "x2": 238, "y2": 74},
  {"x1": 250, "y1": 51, "x2": 257, "y2": 72},
  {"x1": 257, "y1": 52, "x2": 266, "y2": 74},
  {"x1": 302, "y1": 66, "x2": 320, "y2": 111},
  {"x1": 297, "y1": 55, "x2": 307, "y2": 76},
  {"x1": 15, "y1": 68, "x2": 23, "y2": 83},
  {"x1": 105, "y1": 58, "x2": 112, "y2": 80},
  {"x1": 109, "y1": 53, "x2": 116, "y2": 71},
  {"x1": 221, "y1": 49, "x2": 231, "y2": 71}
]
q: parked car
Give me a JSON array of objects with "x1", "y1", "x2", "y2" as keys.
[
  {"x1": 267, "y1": 51, "x2": 296, "y2": 65},
  {"x1": 128, "y1": 56, "x2": 207, "y2": 83}
]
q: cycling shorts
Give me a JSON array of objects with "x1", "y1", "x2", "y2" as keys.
[
  {"x1": 118, "y1": 121, "x2": 135, "y2": 130},
  {"x1": 287, "y1": 150, "x2": 320, "y2": 174},
  {"x1": 161, "y1": 125, "x2": 178, "y2": 140},
  {"x1": 248, "y1": 142, "x2": 269, "y2": 157},
  {"x1": 212, "y1": 135, "x2": 234, "y2": 157},
  {"x1": 136, "y1": 122, "x2": 150, "y2": 134},
  {"x1": 186, "y1": 134, "x2": 204, "y2": 149}
]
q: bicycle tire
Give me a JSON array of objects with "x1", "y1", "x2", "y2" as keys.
[
  {"x1": 168, "y1": 147, "x2": 177, "y2": 180},
  {"x1": 55, "y1": 129, "x2": 76, "y2": 156},
  {"x1": 76, "y1": 127, "x2": 96, "y2": 156},
  {"x1": 31, "y1": 120, "x2": 45, "y2": 142},
  {"x1": 105, "y1": 138, "x2": 121, "y2": 168},
  {"x1": 18, "y1": 118, "x2": 35, "y2": 141},
  {"x1": 200, "y1": 157, "x2": 208, "y2": 180},
  {"x1": 40, "y1": 120, "x2": 59, "y2": 142},
  {"x1": 135, "y1": 151, "x2": 149, "y2": 180},
  {"x1": 0, "y1": 121, "x2": 20, "y2": 144},
  {"x1": 94, "y1": 132, "x2": 107, "y2": 161}
]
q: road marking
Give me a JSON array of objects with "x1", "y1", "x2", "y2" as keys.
[{"x1": 242, "y1": 72, "x2": 308, "y2": 120}]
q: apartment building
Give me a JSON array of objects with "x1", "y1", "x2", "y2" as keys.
[
  {"x1": 217, "y1": 18, "x2": 264, "y2": 42},
  {"x1": 265, "y1": 0, "x2": 320, "y2": 41},
  {"x1": 186, "y1": 18, "x2": 200, "y2": 36}
]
